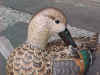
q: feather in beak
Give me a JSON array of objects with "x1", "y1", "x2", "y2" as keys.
[{"x1": 59, "y1": 28, "x2": 77, "y2": 47}]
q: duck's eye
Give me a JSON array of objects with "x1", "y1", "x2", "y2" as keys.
[{"x1": 55, "y1": 20, "x2": 60, "y2": 24}]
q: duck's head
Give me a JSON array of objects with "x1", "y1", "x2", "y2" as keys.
[{"x1": 27, "y1": 8, "x2": 70, "y2": 49}]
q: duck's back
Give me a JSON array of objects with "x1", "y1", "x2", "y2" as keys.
[
  {"x1": 7, "y1": 40, "x2": 80, "y2": 75},
  {"x1": 6, "y1": 43, "x2": 52, "y2": 75},
  {"x1": 46, "y1": 40, "x2": 81, "y2": 75},
  {"x1": 7, "y1": 36, "x2": 98, "y2": 75}
]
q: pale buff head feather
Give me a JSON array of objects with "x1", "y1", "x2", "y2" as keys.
[{"x1": 27, "y1": 8, "x2": 67, "y2": 49}]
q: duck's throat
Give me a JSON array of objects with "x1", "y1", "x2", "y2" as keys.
[{"x1": 27, "y1": 27, "x2": 50, "y2": 49}]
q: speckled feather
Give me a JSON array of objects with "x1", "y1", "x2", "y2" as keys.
[
  {"x1": 6, "y1": 40, "x2": 71, "y2": 75},
  {"x1": 7, "y1": 43, "x2": 52, "y2": 75},
  {"x1": 6, "y1": 33, "x2": 98, "y2": 75}
]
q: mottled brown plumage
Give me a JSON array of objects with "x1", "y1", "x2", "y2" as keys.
[
  {"x1": 6, "y1": 33, "x2": 99, "y2": 75},
  {"x1": 7, "y1": 43, "x2": 52, "y2": 75},
  {"x1": 6, "y1": 39, "x2": 78, "y2": 75}
]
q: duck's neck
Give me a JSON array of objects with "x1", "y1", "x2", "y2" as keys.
[{"x1": 27, "y1": 22, "x2": 50, "y2": 49}]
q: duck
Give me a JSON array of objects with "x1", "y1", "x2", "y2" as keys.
[
  {"x1": 6, "y1": 7, "x2": 98, "y2": 75},
  {"x1": 6, "y1": 7, "x2": 70, "y2": 75}
]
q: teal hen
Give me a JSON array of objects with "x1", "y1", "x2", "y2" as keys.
[{"x1": 6, "y1": 8, "x2": 68, "y2": 75}]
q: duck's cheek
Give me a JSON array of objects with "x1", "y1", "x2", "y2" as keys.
[{"x1": 53, "y1": 24, "x2": 65, "y2": 33}]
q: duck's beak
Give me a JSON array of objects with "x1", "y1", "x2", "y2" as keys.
[{"x1": 59, "y1": 28, "x2": 77, "y2": 48}]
